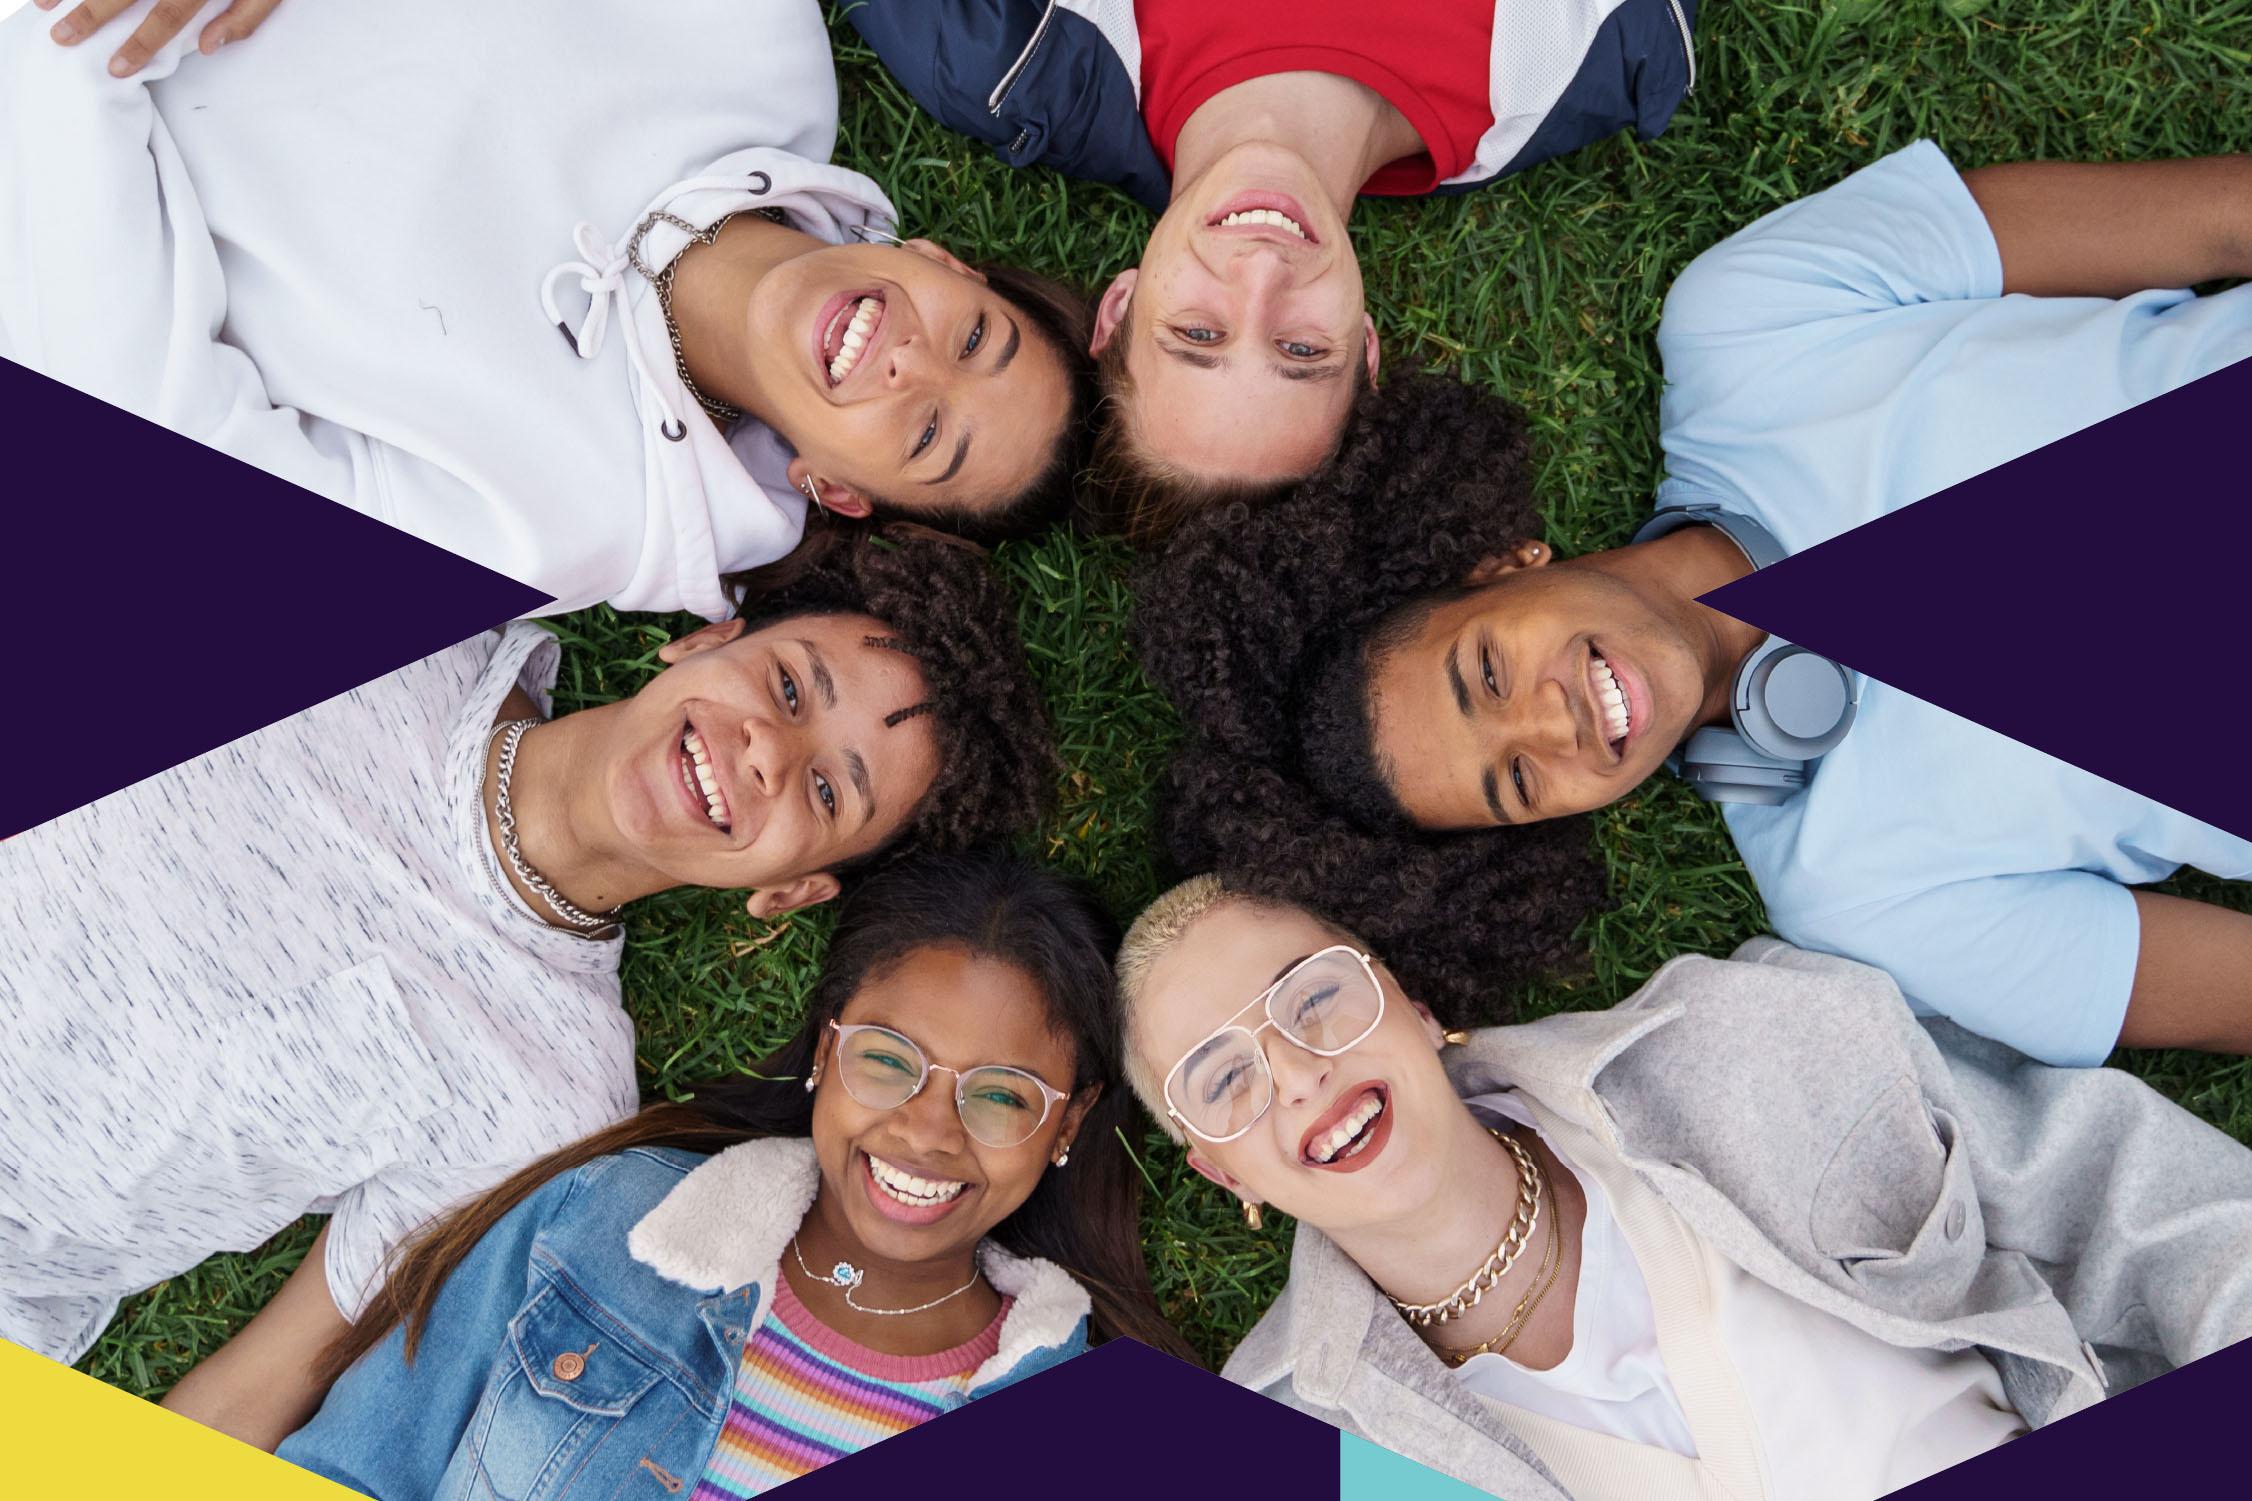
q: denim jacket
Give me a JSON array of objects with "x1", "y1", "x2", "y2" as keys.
[{"x1": 279, "y1": 1138, "x2": 1091, "y2": 1499}]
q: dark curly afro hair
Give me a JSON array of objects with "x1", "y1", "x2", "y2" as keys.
[
  {"x1": 729, "y1": 524, "x2": 1058, "y2": 868},
  {"x1": 1132, "y1": 372, "x2": 1606, "y2": 1025}
]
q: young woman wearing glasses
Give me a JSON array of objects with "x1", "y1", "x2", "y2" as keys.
[
  {"x1": 277, "y1": 850, "x2": 1190, "y2": 1497},
  {"x1": 1116, "y1": 875, "x2": 2252, "y2": 1501}
]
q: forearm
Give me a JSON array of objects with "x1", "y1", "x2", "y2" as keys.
[
  {"x1": 1963, "y1": 156, "x2": 2252, "y2": 297},
  {"x1": 160, "y1": 1225, "x2": 350, "y2": 1451},
  {"x1": 2116, "y1": 889, "x2": 2252, "y2": 1053}
]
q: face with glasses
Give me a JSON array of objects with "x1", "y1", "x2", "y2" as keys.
[
  {"x1": 807, "y1": 942, "x2": 1095, "y2": 1268},
  {"x1": 1132, "y1": 900, "x2": 1457, "y2": 1233}
]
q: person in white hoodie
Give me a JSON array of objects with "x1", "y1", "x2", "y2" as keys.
[{"x1": 0, "y1": 0, "x2": 1095, "y2": 618}]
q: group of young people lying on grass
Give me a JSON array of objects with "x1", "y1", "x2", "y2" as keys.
[{"x1": 5, "y1": 3, "x2": 2252, "y2": 1499}]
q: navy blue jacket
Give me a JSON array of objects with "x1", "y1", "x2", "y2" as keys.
[{"x1": 849, "y1": 0, "x2": 1700, "y2": 213}]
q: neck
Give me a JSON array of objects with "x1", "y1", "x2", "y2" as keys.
[
  {"x1": 482, "y1": 708, "x2": 672, "y2": 925},
  {"x1": 1171, "y1": 72, "x2": 1424, "y2": 215},
  {"x1": 786, "y1": 1185, "x2": 1002, "y2": 1355},
  {"x1": 668, "y1": 213, "x2": 818, "y2": 422},
  {"x1": 1329, "y1": 1109, "x2": 1584, "y2": 1371},
  {"x1": 1586, "y1": 526, "x2": 1769, "y2": 733}
]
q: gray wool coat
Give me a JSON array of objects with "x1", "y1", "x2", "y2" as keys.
[{"x1": 1221, "y1": 939, "x2": 2252, "y2": 1500}]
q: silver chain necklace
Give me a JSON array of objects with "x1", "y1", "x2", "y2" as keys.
[
  {"x1": 631, "y1": 205, "x2": 789, "y2": 428},
  {"x1": 487, "y1": 719, "x2": 620, "y2": 935},
  {"x1": 790, "y1": 1236, "x2": 985, "y2": 1318}
]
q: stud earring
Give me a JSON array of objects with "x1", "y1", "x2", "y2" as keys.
[
  {"x1": 803, "y1": 1071, "x2": 818, "y2": 1093},
  {"x1": 1053, "y1": 1149, "x2": 1071, "y2": 1168},
  {"x1": 1443, "y1": 1029, "x2": 1471, "y2": 1047},
  {"x1": 1242, "y1": 1201, "x2": 1264, "y2": 1231}
]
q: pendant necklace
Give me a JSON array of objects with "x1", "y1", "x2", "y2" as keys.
[{"x1": 790, "y1": 1236, "x2": 984, "y2": 1317}]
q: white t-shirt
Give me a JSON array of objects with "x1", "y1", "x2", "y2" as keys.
[
  {"x1": 1654, "y1": 140, "x2": 2252, "y2": 1066},
  {"x1": 0, "y1": 624, "x2": 638, "y2": 1363},
  {"x1": 1455, "y1": 1092, "x2": 2023, "y2": 1500}
]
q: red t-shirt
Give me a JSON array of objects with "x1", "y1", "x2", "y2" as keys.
[{"x1": 1135, "y1": 0, "x2": 1497, "y2": 195}]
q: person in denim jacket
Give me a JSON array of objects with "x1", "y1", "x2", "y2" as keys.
[
  {"x1": 278, "y1": 851, "x2": 1191, "y2": 1499},
  {"x1": 1116, "y1": 876, "x2": 2252, "y2": 1501}
]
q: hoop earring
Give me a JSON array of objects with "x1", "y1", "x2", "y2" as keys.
[
  {"x1": 1242, "y1": 1201, "x2": 1264, "y2": 1231},
  {"x1": 798, "y1": 476, "x2": 827, "y2": 514},
  {"x1": 850, "y1": 224, "x2": 908, "y2": 249}
]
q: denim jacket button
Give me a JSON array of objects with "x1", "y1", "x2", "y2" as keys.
[
  {"x1": 1944, "y1": 1201, "x2": 1967, "y2": 1241},
  {"x1": 552, "y1": 1350, "x2": 587, "y2": 1381}
]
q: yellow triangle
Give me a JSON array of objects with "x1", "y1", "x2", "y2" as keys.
[{"x1": 0, "y1": 1341, "x2": 360, "y2": 1498}]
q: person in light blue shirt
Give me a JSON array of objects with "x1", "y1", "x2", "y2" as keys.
[{"x1": 1134, "y1": 140, "x2": 2252, "y2": 1067}]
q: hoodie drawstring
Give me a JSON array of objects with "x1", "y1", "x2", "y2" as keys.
[{"x1": 541, "y1": 220, "x2": 690, "y2": 441}]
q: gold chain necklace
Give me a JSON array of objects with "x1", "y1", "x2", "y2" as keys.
[{"x1": 1389, "y1": 1128, "x2": 1544, "y2": 1327}]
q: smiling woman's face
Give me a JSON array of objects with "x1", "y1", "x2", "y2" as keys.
[
  {"x1": 735, "y1": 240, "x2": 1072, "y2": 521},
  {"x1": 810, "y1": 943, "x2": 1089, "y2": 1269},
  {"x1": 1130, "y1": 900, "x2": 1457, "y2": 1236}
]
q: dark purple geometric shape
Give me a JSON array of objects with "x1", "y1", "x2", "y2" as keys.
[
  {"x1": 1884, "y1": 1336, "x2": 2250, "y2": 1497},
  {"x1": 775, "y1": 1339, "x2": 1339, "y2": 1498},
  {"x1": 0, "y1": 357, "x2": 550, "y2": 839},
  {"x1": 1701, "y1": 355, "x2": 2252, "y2": 842}
]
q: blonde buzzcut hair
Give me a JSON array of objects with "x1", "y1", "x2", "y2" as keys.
[{"x1": 1115, "y1": 873, "x2": 1239, "y2": 1143}]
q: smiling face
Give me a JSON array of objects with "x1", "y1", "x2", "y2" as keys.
[
  {"x1": 1093, "y1": 143, "x2": 1378, "y2": 483},
  {"x1": 1130, "y1": 900, "x2": 1458, "y2": 1236},
  {"x1": 810, "y1": 943, "x2": 1091, "y2": 1268},
  {"x1": 1363, "y1": 559, "x2": 1714, "y2": 829},
  {"x1": 597, "y1": 612, "x2": 941, "y2": 905},
  {"x1": 735, "y1": 239, "x2": 1072, "y2": 521}
]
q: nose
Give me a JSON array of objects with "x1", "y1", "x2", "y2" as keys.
[
  {"x1": 894, "y1": 1070, "x2": 971, "y2": 1154},
  {"x1": 1512, "y1": 677, "x2": 1579, "y2": 756},
  {"x1": 736, "y1": 713, "x2": 798, "y2": 800},
  {"x1": 884, "y1": 329, "x2": 942, "y2": 391},
  {"x1": 1267, "y1": 1036, "x2": 1334, "y2": 1110}
]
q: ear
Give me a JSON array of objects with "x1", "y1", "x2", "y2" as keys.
[
  {"x1": 1185, "y1": 1149, "x2": 1256, "y2": 1202},
  {"x1": 1054, "y1": 1082, "x2": 1103, "y2": 1155},
  {"x1": 1362, "y1": 312, "x2": 1382, "y2": 386},
  {"x1": 807, "y1": 1023, "x2": 836, "y2": 1088},
  {"x1": 900, "y1": 236, "x2": 986, "y2": 283},
  {"x1": 1460, "y1": 538, "x2": 1555, "y2": 586},
  {"x1": 657, "y1": 617, "x2": 748, "y2": 664},
  {"x1": 1088, "y1": 268, "x2": 1137, "y2": 357},
  {"x1": 1409, "y1": 1000, "x2": 1449, "y2": 1054},
  {"x1": 784, "y1": 456, "x2": 873, "y2": 521},
  {"x1": 744, "y1": 872, "x2": 842, "y2": 920}
]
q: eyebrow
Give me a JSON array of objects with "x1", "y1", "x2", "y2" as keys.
[
  {"x1": 994, "y1": 314, "x2": 1022, "y2": 373},
  {"x1": 1482, "y1": 768, "x2": 1509, "y2": 824},
  {"x1": 923, "y1": 429, "x2": 971, "y2": 487},
  {"x1": 1445, "y1": 642, "x2": 1472, "y2": 717},
  {"x1": 1160, "y1": 342, "x2": 1224, "y2": 371},
  {"x1": 1266, "y1": 952, "x2": 1315, "y2": 989},
  {"x1": 1274, "y1": 362, "x2": 1347, "y2": 383},
  {"x1": 795, "y1": 639, "x2": 838, "y2": 710},
  {"x1": 844, "y1": 746, "x2": 874, "y2": 822}
]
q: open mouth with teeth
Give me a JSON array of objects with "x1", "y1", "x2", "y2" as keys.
[
  {"x1": 821, "y1": 292, "x2": 885, "y2": 386},
  {"x1": 677, "y1": 725, "x2": 732, "y2": 833},
  {"x1": 1206, "y1": 192, "x2": 1320, "y2": 246},
  {"x1": 1589, "y1": 648, "x2": 1635, "y2": 756},
  {"x1": 1301, "y1": 1084, "x2": 1392, "y2": 1173},
  {"x1": 861, "y1": 1151, "x2": 973, "y2": 1224}
]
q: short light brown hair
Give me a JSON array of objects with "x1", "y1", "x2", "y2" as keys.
[{"x1": 1115, "y1": 874, "x2": 1239, "y2": 1142}]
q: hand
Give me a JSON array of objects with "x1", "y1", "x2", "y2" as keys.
[{"x1": 37, "y1": 0, "x2": 284, "y2": 78}]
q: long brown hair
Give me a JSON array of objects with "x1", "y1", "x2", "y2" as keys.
[{"x1": 317, "y1": 850, "x2": 1198, "y2": 1385}]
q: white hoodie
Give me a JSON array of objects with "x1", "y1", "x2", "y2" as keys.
[{"x1": 0, "y1": 0, "x2": 895, "y2": 618}]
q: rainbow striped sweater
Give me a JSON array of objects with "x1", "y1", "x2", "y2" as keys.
[{"x1": 690, "y1": 1274, "x2": 1014, "y2": 1498}]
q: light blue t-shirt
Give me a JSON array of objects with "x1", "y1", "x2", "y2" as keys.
[{"x1": 1653, "y1": 140, "x2": 2252, "y2": 1066}]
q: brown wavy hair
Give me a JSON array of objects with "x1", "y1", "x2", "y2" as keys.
[
  {"x1": 317, "y1": 850, "x2": 1200, "y2": 1386},
  {"x1": 1131, "y1": 372, "x2": 1605, "y2": 1024}
]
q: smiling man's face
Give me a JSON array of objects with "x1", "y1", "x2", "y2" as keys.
[
  {"x1": 1092, "y1": 143, "x2": 1379, "y2": 484},
  {"x1": 598, "y1": 613, "x2": 942, "y2": 907},
  {"x1": 1362, "y1": 561, "x2": 1712, "y2": 829}
]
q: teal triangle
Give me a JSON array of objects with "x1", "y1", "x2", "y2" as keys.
[{"x1": 1341, "y1": 1431, "x2": 1508, "y2": 1500}]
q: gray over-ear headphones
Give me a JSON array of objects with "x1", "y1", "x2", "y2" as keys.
[{"x1": 1629, "y1": 503, "x2": 1858, "y2": 806}]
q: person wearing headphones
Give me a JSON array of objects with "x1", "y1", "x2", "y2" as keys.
[{"x1": 1135, "y1": 141, "x2": 2252, "y2": 1066}]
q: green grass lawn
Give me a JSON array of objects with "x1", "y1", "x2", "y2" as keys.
[{"x1": 80, "y1": 0, "x2": 2252, "y2": 1391}]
